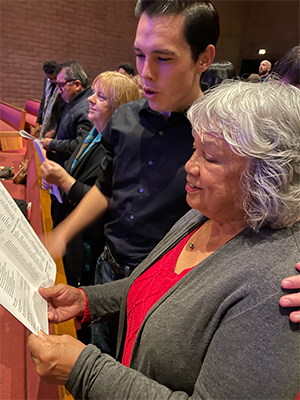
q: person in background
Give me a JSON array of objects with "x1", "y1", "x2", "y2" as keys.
[
  {"x1": 274, "y1": 44, "x2": 300, "y2": 88},
  {"x1": 281, "y1": 262, "x2": 300, "y2": 323},
  {"x1": 200, "y1": 60, "x2": 238, "y2": 92},
  {"x1": 258, "y1": 59, "x2": 272, "y2": 82},
  {"x1": 40, "y1": 61, "x2": 93, "y2": 166},
  {"x1": 34, "y1": 60, "x2": 64, "y2": 139},
  {"x1": 246, "y1": 73, "x2": 261, "y2": 83},
  {"x1": 131, "y1": 74, "x2": 145, "y2": 98},
  {"x1": 118, "y1": 62, "x2": 135, "y2": 77},
  {"x1": 275, "y1": 45, "x2": 300, "y2": 321},
  {"x1": 41, "y1": 72, "x2": 140, "y2": 289},
  {"x1": 40, "y1": 61, "x2": 93, "y2": 167},
  {"x1": 28, "y1": 80, "x2": 300, "y2": 400},
  {"x1": 39, "y1": 61, "x2": 93, "y2": 230}
]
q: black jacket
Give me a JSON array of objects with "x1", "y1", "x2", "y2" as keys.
[
  {"x1": 53, "y1": 136, "x2": 106, "y2": 287},
  {"x1": 49, "y1": 87, "x2": 93, "y2": 166}
]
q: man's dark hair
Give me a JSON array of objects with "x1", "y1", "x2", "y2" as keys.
[
  {"x1": 43, "y1": 60, "x2": 59, "y2": 75},
  {"x1": 118, "y1": 62, "x2": 135, "y2": 76},
  {"x1": 135, "y1": 0, "x2": 220, "y2": 62},
  {"x1": 274, "y1": 45, "x2": 300, "y2": 86},
  {"x1": 58, "y1": 60, "x2": 89, "y2": 88}
]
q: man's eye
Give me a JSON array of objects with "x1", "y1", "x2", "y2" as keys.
[
  {"x1": 136, "y1": 53, "x2": 145, "y2": 59},
  {"x1": 158, "y1": 57, "x2": 171, "y2": 62}
]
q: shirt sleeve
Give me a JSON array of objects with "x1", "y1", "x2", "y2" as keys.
[
  {"x1": 49, "y1": 117, "x2": 93, "y2": 156},
  {"x1": 66, "y1": 180, "x2": 95, "y2": 209},
  {"x1": 77, "y1": 288, "x2": 91, "y2": 324}
]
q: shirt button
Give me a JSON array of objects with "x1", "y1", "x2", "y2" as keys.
[
  {"x1": 139, "y1": 188, "x2": 144, "y2": 193},
  {"x1": 129, "y1": 215, "x2": 135, "y2": 220},
  {"x1": 158, "y1": 131, "x2": 164, "y2": 136},
  {"x1": 148, "y1": 160, "x2": 153, "y2": 165}
]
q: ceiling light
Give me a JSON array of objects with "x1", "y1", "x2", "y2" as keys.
[{"x1": 258, "y1": 49, "x2": 266, "y2": 55}]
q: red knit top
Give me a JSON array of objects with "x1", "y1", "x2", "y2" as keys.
[{"x1": 122, "y1": 228, "x2": 197, "y2": 366}]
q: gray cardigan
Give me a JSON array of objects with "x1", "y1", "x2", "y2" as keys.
[{"x1": 66, "y1": 210, "x2": 300, "y2": 399}]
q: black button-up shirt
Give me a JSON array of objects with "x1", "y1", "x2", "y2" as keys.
[{"x1": 96, "y1": 98, "x2": 193, "y2": 268}]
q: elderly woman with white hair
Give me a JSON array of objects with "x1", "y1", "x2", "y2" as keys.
[{"x1": 28, "y1": 80, "x2": 299, "y2": 400}]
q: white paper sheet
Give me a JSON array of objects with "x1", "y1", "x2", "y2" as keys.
[
  {"x1": 0, "y1": 182, "x2": 56, "y2": 334},
  {"x1": 19, "y1": 130, "x2": 35, "y2": 140},
  {"x1": 33, "y1": 139, "x2": 62, "y2": 204}
]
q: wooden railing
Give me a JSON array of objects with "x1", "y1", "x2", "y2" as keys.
[
  {"x1": 27, "y1": 140, "x2": 77, "y2": 400},
  {"x1": 0, "y1": 140, "x2": 76, "y2": 400}
]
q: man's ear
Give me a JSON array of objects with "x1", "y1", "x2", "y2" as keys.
[
  {"x1": 197, "y1": 44, "x2": 215, "y2": 74},
  {"x1": 74, "y1": 80, "x2": 83, "y2": 92}
]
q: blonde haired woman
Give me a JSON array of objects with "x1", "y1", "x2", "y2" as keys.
[{"x1": 41, "y1": 72, "x2": 140, "y2": 289}]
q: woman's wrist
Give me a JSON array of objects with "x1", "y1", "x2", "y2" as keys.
[{"x1": 59, "y1": 174, "x2": 76, "y2": 194}]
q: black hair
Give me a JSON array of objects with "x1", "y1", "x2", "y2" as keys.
[
  {"x1": 118, "y1": 62, "x2": 135, "y2": 76},
  {"x1": 43, "y1": 60, "x2": 59, "y2": 75},
  {"x1": 135, "y1": 0, "x2": 220, "y2": 62},
  {"x1": 200, "y1": 61, "x2": 238, "y2": 91},
  {"x1": 58, "y1": 61, "x2": 89, "y2": 88},
  {"x1": 274, "y1": 45, "x2": 300, "y2": 86}
]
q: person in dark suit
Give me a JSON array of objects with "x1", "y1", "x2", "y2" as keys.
[
  {"x1": 34, "y1": 60, "x2": 64, "y2": 138},
  {"x1": 40, "y1": 61, "x2": 94, "y2": 167}
]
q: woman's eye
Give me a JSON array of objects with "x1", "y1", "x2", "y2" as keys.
[
  {"x1": 204, "y1": 156, "x2": 217, "y2": 163},
  {"x1": 98, "y1": 93, "x2": 106, "y2": 101}
]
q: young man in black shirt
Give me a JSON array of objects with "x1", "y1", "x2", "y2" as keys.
[
  {"x1": 46, "y1": 0, "x2": 218, "y2": 354},
  {"x1": 48, "y1": 0, "x2": 217, "y2": 276}
]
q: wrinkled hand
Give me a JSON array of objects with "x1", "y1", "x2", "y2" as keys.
[
  {"x1": 39, "y1": 284, "x2": 86, "y2": 324},
  {"x1": 40, "y1": 138, "x2": 53, "y2": 151},
  {"x1": 28, "y1": 330, "x2": 86, "y2": 385},
  {"x1": 280, "y1": 262, "x2": 300, "y2": 323}
]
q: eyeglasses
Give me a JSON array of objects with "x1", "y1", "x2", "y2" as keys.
[{"x1": 56, "y1": 80, "x2": 75, "y2": 90}]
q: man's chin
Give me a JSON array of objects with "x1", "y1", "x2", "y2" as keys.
[{"x1": 147, "y1": 99, "x2": 169, "y2": 115}]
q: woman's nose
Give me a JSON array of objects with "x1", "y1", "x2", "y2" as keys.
[
  {"x1": 185, "y1": 158, "x2": 200, "y2": 175},
  {"x1": 88, "y1": 93, "x2": 96, "y2": 103}
]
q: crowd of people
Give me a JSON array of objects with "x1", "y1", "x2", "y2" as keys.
[{"x1": 27, "y1": 1, "x2": 300, "y2": 399}]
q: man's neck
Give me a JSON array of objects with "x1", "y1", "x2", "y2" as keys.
[{"x1": 160, "y1": 89, "x2": 203, "y2": 119}]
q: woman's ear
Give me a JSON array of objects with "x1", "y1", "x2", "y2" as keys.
[{"x1": 197, "y1": 45, "x2": 215, "y2": 74}]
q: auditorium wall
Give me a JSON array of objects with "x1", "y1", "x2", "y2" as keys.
[
  {"x1": 0, "y1": 0, "x2": 137, "y2": 108},
  {"x1": 0, "y1": 0, "x2": 299, "y2": 108}
]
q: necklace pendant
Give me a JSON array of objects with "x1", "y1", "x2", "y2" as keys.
[{"x1": 189, "y1": 243, "x2": 194, "y2": 249}]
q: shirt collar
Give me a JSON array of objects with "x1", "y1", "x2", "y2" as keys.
[{"x1": 139, "y1": 99, "x2": 189, "y2": 130}]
